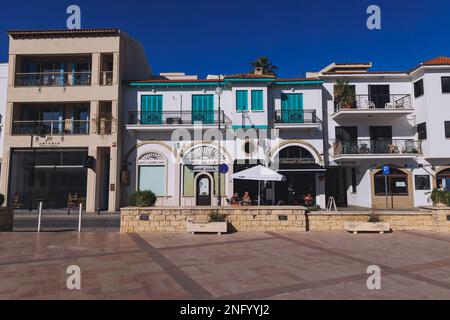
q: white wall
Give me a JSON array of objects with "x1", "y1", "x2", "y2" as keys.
[{"x1": 0, "y1": 63, "x2": 7, "y2": 162}]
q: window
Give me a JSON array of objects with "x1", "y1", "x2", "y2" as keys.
[
  {"x1": 374, "y1": 169, "x2": 408, "y2": 196},
  {"x1": 351, "y1": 168, "x2": 357, "y2": 193},
  {"x1": 445, "y1": 121, "x2": 450, "y2": 138},
  {"x1": 243, "y1": 141, "x2": 256, "y2": 155},
  {"x1": 415, "y1": 175, "x2": 431, "y2": 191},
  {"x1": 442, "y1": 77, "x2": 450, "y2": 93},
  {"x1": 414, "y1": 79, "x2": 424, "y2": 98},
  {"x1": 335, "y1": 126, "x2": 358, "y2": 142},
  {"x1": 417, "y1": 122, "x2": 427, "y2": 140},
  {"x1": 251, "y1": 90, "x2": 264, "y2": 111},
  {"x1": 141, "y1": 95, "x2": 163, "y2": 124},
  {"x1": 139, "y1": 166, "x2": 165, "y2": 196},
  {"x1": 236, "y1": 90, "x2": 248, "y2": 111},
  {"x1": 138, "y1": 152, "x2": 166, "y2": 196}
]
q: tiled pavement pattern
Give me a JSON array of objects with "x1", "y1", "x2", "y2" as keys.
[
  {"x1": 1, "y1": 231, "x2": 450, "y2": 299},
  {"x1": 13, "y1": 211, "x2": 120, "y2": 232}
]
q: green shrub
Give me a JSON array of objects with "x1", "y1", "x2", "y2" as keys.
[
  {"x1": 0, "y1": 194, "x2": 4, "y2": 207},
  {"x1": 209, "y1": 210, "x2": 226, "y2": 222},
  {"x1": 368, "y1": 213, "x2": 381, "y2": 223},
  {"x1": 431, "y1": 189, "x2": 450, "y2": 206},
  {"x1": 129, "y1": 190, "x2": 157, "y2": 207}
]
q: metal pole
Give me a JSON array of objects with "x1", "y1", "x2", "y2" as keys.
[
  {"x1": 217, "y1": 76, "x2": 222, "y2": 207},
  {"x1": 78, "y1": 203, "x2": 82, "y2": 233},
  {"x1": 385, "y1": 175, "x2": 388, "y2": 210},
  {"x1": 37, "y1": 201, "x2": 43, "y2": 233}
]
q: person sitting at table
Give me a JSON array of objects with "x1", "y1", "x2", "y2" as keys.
[
  {"x1": 241, "y1": 192, "x2": 252, "y2": 206},
  {"x1": 229, "y1": 193, "x2": 241, "y2": 206},
  {"x1": 304, "y1": 193, "x2": 314, "y2": 207}
]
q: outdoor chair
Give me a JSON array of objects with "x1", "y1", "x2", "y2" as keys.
[{"x1": 67, "y1": 193, "x2": 80, "y2": 209}]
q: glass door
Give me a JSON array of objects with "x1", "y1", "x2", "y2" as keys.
[{"x1": 370, "y1": 126, "x2": 393, "y2": 154}]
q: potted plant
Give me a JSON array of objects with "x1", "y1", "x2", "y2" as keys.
[
  {"x1": 344, "y1": 212, "x2": 391, "y2": 234},
  {"x1": 431, "y1": 189, "x2": 450, "y2": 207},
  {"x1": 334, "y1": 79, "x2": 355, "y2": 109},
  {"x1": 186, "y1": 210, "x2": 228, "y2": 235}
]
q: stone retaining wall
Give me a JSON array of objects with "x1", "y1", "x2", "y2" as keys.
[
  {"x1": 308, "y1": 212, "x2": 434, "y2": 232},
  {"x1": 120, "y1": 206, "x2": 450, "y2": 234},
  {"x1": 0, "y1": 208, "x2": 14, "y2": 232},
  {"x1": 121, "y1": 207, "x2": 307, "y2": 233}
]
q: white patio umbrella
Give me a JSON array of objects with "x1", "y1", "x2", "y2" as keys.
[{"x1": 232, "y1": 165, "x2": 286, "y2": 205}]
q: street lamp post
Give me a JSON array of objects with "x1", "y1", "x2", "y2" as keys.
[{"x1": 215, "y1": 76, "x2": 223, "y2": 207}]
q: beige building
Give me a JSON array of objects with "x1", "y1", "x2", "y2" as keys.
[{"x1": 0, "y1": 29, "x2": 151, "y2": 212}]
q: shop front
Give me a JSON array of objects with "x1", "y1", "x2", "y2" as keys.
[{"x1": 9, "y1": 149, "x2": 88, "y2": 209}]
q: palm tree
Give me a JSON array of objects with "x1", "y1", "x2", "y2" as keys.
[{"x1": 251, "y1": 56, "x2": 277, "y2": 75}]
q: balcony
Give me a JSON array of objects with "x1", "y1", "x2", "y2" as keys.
[
  {"x1": 127, "y1": 110, "x2": 230, "y2": 131},
  {"x1": 332, "y1": 94, "x2": 413, "y2": 120},
  {"x1": 15, "y1": 72, "x2": 91, "y2": 87},
  {"x1": 333, "y1": 139, "x2": 422, "y2": 160},
  {"x1": 273, "y1": 109, "x2": 322, "y2": 129},
  {"x1": 12, "y1": 120, "x2": 90, "y2": 136}
]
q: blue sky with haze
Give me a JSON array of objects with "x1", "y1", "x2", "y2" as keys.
[{"x1": 1, "y1": 0, "x2": 449, "y2": 78}]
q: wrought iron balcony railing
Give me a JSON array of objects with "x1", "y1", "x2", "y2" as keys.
[
  {"x1": 334, "y1": 94, "x2": 412, "y2": 112},
  {"x1": 274, "y1": 109, "x2": 321, "y2": 124},
  {"x1": 12, "y1": 120, "x2": 90, "y2": 136},
  {"x1": 15, "y1": 72, "x2": 92, "y2": 87},
  {"x1": 333, "y1": 139, "x2": 422, "y2": 156},
  {"x1": 127, "y1": 110, "x2": 230, "y2": 126}
]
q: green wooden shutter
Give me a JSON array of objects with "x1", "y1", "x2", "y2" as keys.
[
  {"x1": 281, "y1": 93, "x2": 304, "y2": 123},
  {"x1": 141, "y1": 95, "x2": 163, "y2": 124},
  {"x1": 251, "y1": 90, "x2": 264, "y2": 111},
  {"x1": 192, "y1": 95, "x2": 214, "y2": 124},
  {"x1": 236, "y1": 90, "x2": 248, "y2": 111}
]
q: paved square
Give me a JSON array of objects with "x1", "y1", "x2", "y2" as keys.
[{"x1": 1, "y1": 231, "x2": 450, "y2": 300}]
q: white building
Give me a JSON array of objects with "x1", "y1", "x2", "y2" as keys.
[
  {"x1": 122, "y1": 57, "x2": 450, "y2": 210},
  {"x1": 309, "y1": 57, "x2": 450, "y2": 209},
  {"x1": 122, "y1": 70, "x2": 327, "y2": 208}
]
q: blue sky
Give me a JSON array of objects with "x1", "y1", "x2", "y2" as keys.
[{"x1": 0, "y1": 0, "x2": 449, "y2": 78}]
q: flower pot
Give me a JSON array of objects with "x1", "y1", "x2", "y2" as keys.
[{"x1": 186, "y1": 221, "x2": 228, "y2": 235}]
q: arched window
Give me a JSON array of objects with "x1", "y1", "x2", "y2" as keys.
[
  {"x1": 138, "y1": 152, "x2": 166, "y2": 196},
  {"x1": 437, "y1": 169, "x2": 450, "y2": 191},
  {"x1": 276, "y1": 146, "x2": 316, "y2": 169},
  {"x1": 374, "y1": 169, "x2": 408, "y2": 196}
]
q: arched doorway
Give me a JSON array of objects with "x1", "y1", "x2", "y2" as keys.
[
  {"x1": 271, "y1": 145, "x2": 324, "y2": 206},
  {"x1": 437, "y1": 169, "x2": 450, "y2": 191},
  {"x1": 372, "y1": 168, "x2": 412, "y2": 209},
  {"x1": 196, "y1": 174, "x2": 212, "y2": 206}
]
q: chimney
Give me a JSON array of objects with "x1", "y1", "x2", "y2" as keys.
[{"x1": 254, "y1": 66, "x2": 264, "y2": 75}]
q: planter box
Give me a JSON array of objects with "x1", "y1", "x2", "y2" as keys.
[
  {"x1": 186, "y1": 222, "x2": 228, "y2": 235},
  {"x1": 0, "y1": 208, "x2": 14, "y2": 232},
  {"x1": 344, "y1": 221, "x2": 391, "y2": 234}
]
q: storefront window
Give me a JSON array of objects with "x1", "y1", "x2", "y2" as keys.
[
  {"x1": 374, "y1": 169, "x2": 408, "y2": 196},
  {"x1": 137, "y1": 153, "x2": 166, "y2": 196}
]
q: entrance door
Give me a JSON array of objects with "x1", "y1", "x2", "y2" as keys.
[
  {"x1": 281, "y1": 93, "x2": 304, "y2": 123},
  {"x1": 370, "y1": 126, "x2": 392, "y2": 154},
  {"x1": 369, "y1": 85, "x2": 390, "y2": 109},
  {"x1": 196, "y1": 175, "x2": 212, "y2": 206}
]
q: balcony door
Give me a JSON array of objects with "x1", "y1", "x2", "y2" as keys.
[
  {"x1": 141, "y1": 95, "x2": 163, "y2": 124},
  {"x1": 192, "y1": 95, "x2": 214, "y2": 124},
  {"x1": 336, "y1": 126, "x2": 358, "y2": 154},
  {"x1": 281, "y1": 93, "x2": 304, "y2": 123},
  {"x1": 370, "y1": 126, "x2": 392, "y2": 154},
  {"x1": 369, "y1": 85, "x2": 390, "y2": 109}
]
